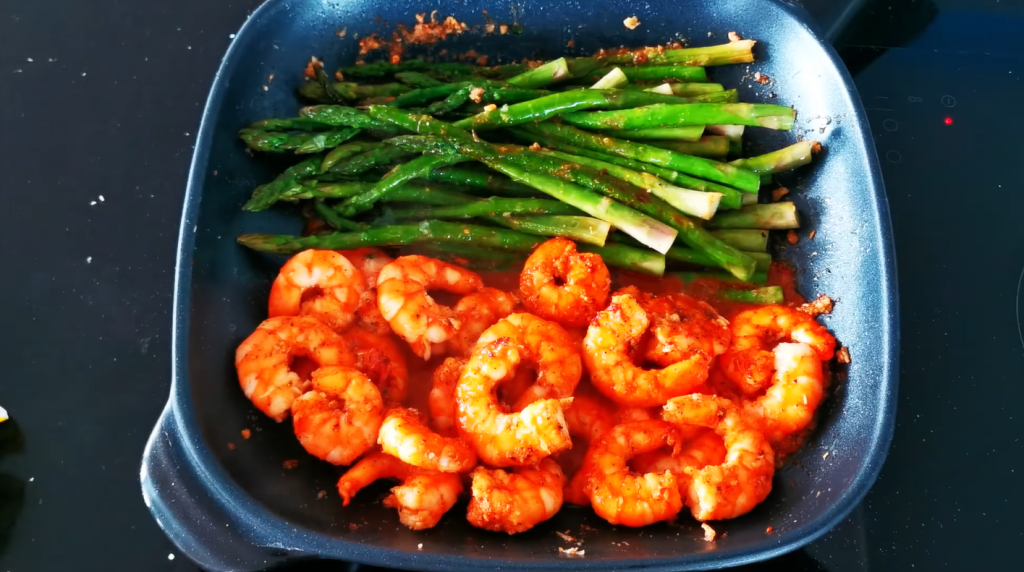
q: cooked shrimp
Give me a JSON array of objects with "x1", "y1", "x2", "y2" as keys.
[
  {"x1": 719, "y1": 305, "x2": 835, "y2": 394},
  {"x1": 456, "y1": 337, "x2": 572, "y2": 467},
  {"x1": 378, "y1": 407, "x2": 477, "y2": 472},
  {"x1": 467, "y1": 458, "x2": 565, "y2": 534},
  {"x1": 519, "y1": 238, "x2": 611, "y2": 328},
  {"x1": 742, "y1": 342, "x2": 825, "y2": 445},
  {"x1": 580, "y1": 420, "x2": 684, "y2": 526},
  {"x1": 235, "y1": 316, "x2": 353, "y2": 422},
  {"x1": 445, "y1": 287, "x2": 519, "y2": 356},
  {"x1": 475, "y1": 313, "x2": 582, "y2": 411},
  {"x1": 339, "y1": 248, "x2": 395, "y2": 335},
  {"x1": 428, "y1": 357, "x2": 465, "y2": 437},
  {"x1": 584, "y1": 293, "x2": 712, "y2": 407},
  {"x1": 336, "y1": 452, "x2": 462, "y2": 530},
  {"x1": 563, "y1": 468, "x2": 591, "y2": 507},
  {"x1": 291, "y1": 366, "x2": 384, "y2": 465},
  {"x1": 342, "y1": 327, "x2": 407, "y2": 405},
  {"x1": 268, "y1": 250, "x2": 366, "y2": 333},
  {"x1": 560, "y1": 390, "x2": 614, "y2": 507},
  {"x1": 639, "y1": 291, "x2": 731, "y2": 367},
  {"x1": 663, "y1": 394, "x2": 775, "y2": 521},
  {"x1": 630, "y1": 428, "x2": 727, "y2": 475},
  {"x1": 376, "y1": 255, "x2": 484, "y2": 359}
]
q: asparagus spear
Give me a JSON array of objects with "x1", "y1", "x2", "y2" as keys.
[
  {"x1": 643, "y1": 83, "x2": 674, "y2": 95},
  {"x1": 729, "y1": 141, "x2": 820, "y2": 174},
  {"x1": 238, "y1": 128, "x2": 360, "y2": 153},
  {"x1": 485, "y1": 215, "x2": 611, "y2": 247},
  {"x1": 667, "y1": 247, "x2": 771, "y2": 271},
  {"x1": 336, "y1": 153, "x2": 471, "y2": 217},
  {"x1": 560, "y1": 103, "x2": 796, "y2": 131},
  {"x1": 244, "y1": 156, "x2": 323, "y2": 211},
  {"x1": 587, "y1": 65, "x2": 708, "y2": 83},
  {"x1": 706, "y1": 203, "x2": 799, "y2": 229},
  {"x1": 507, "y1": 58, "x2": 570, "y2": 88},
  {"x1": 324, "y1": 145, "x2": 412, "y2": 176},
  {"x1": 615, "y1": 126, "x2": 705, "y2": 141},
  {"x1": 246, "y1": 117, "x2": 337, "y2": 132},
  {"x1": 520, "y1": 122, "x2": 761, "y2": 193},
  {"x1": 313, "y1": 201, "x2": 361, "y2": 231},
  {"x1": 717, "y1": 286, "x2": 784, "y2": 304},
  {"x1": 386, "y1": 197, "x2": 584, "y2": 220},
  {"x1": 298, "y1": 81, "x2": 410, "y2": 102},
  {"x1": 644, "y1": 136, "x2": 730, "y2": 160},
  {"x1": 320, "y1": 141, "x2": 386, "y2": 171},
  {"x1": 590, "y1": 67, "x2": 628, "y2": 89},
  {"x1": 539, "y1": 149, "x2": 726, "y2": 219},
  {"x1": 578, "y1": 243, "x2": 665, "y2": 276},
  {"x1": 592, "y1": 40, "x2": 757, "y2": 66},
  {"x1": 511, "y1": 130, "x2": 753, "y2": 199},
  {"x1": 710, "y1": 229, "x2": 769, "y2": 252},
  {"x1": 424, "y1": 166, "x2": 539, "y2": 197},
  {"x1": 394, "y1": 71, "x2": 445, "y2": 88},
  {"x1": 671, "y1": 269, "x2": 769, "y2": 285},
  {"x1": 670, "y1": 83, "x2": 725, "y2": 96},
  {"x1": 388, "y1": 83, "x2": 467, "y2": 108}
]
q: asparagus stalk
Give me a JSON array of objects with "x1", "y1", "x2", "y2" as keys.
[
  {"x1": 386, "y1": 197, "x2": 584, "y2": 220},
  {"x1": 717, "y1": 286, "x2": 784, "y2": 304},
  {"x1": 705, "y1": 124, "x2": 746, "y2": 139},
  {"x1": 238, "y1": 128, "x2": 360, "y2": 153},
  {"x1": 578, "y1": 243, "x2": 665, "y2": 276},
  {"x1": 336, "y1": 153, "x2": 471, "y2": 217},
  {"x1": 324, "y1": 145, "x2": 412, "y2": 176},
  {"x1": 671, "y1": 269, "x2": 769, "y2": 285},
  {"x1": 507, "y1": 58, "x2": 571, "y2": 88},
  {"x1": 590, "y1": 67, "x2": 628, "y2": 89},
  {"x1": 729, "y1": 141, "x2": 820, "y2": 174},
  {"x1": 560, "y1": 103, "x2": 795, "y2": 131},
  {"x1": 394, "y1": 71, "x2": 446, "y2": 88},
  {"x1": 667, "y1": 247, "x2": 771, "y2": 271},
  {"x1": 452, "y1": 89, "x2": 738, "y2": 131},
  {"x1": 424, "y1": 166, "x2": 539, "y2": 197},
  {"x1": 591, "y1": 40, "x2": 757, "y2": 66},
  {"x1": 643, "y1": 83, "x2": 674, "y2": 95},
  {"x1": 588, "y1": 65, "x2": 708, "y2": 83},
  {"x1": 298, "y1": 106, "x2": 397, "y2": 130},
  {"x1": 320, "y1": 141, "x2": 386, "y2": 171},
  {"x1": 742, "y1": 192, "x2": 759, "y2": 206},
  {"x1": 520, "y1": 122, "x2": 761, "y2": 193},
  {"x1": 644, "y1": 136, "x2": 730, "y2": 160},
  {"x1": 670, "y1": 83, "x2": 726, "y2": 96},
  {"x1": 246, "y1": 117, "x2": 337, "y2": 132},
  {"x1": 244, "y1": 156, "x2": 323, "y2": 211},
  {"x1": 388, "y1": 83, "x2": 466, "y2": 108},
  {"x1": 540, "y1": 149, "x2": 725, "y2": 219},
  {"x1": 486, "y1": 215, "x2": 611, "y2": 246},
  {"x1": 710, "y1": 229, "x2": 769, "y2": 252},
  {"x1": 281, "y1": 181, "x2": 373, "y2": 202},
  {"x1": 615, "y1": 126, "x2": 705, "y2": 141},
  {"x1": 512, "y1": 131, "x2": 753, "y2": 200},
  {"x1": 706, "y1": 203, "x2": 799, "y2": 229},
  {"x1": 313, "y1": 201, "x2": 361, "y2": 231}
]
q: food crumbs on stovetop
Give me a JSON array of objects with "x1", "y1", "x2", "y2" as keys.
[
  {"x1": 229, "y1": 22, "x2": 843, "y2": 540},
  {"x1": 558, "y1": 546, "x2": 585, "y2": 558}
]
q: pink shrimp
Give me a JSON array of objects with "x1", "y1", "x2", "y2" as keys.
[
  {"x1": 268, "y1": 250, "x2": 366, "y2": 333},
  {"x1": 467, "y1": 458, "x2": 566, "y2": 534}
]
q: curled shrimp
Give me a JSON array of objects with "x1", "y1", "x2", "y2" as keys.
[
  {"x1": 742, "y1": 342, "x2": 826, "y2": 446},
  {"x1": 291, "y1": 366, "x2": 384, "y2": 465},
  {"x1": 456, "y1": 337, "x2": 572, "y2": 467},
  {"x1": 631, "y1": 428, "x2": 727, "y2": 475},
  {"x1": 719, "y1": 305, "x2": 835, "y2": 395},
  {"x1": 560, "y1": 390, "x2": 615, "y2": 507},
  {"x1": 475, "y1": 313, "x2": 582, "y2": 411},
  {"x1": 467, "y1": 458, "x2": 566, "y2": 534},
  {"x1": 339, "y1": 248, "x2": 394, "y2": 335},
  {"x1": 428, "y1": 357, "x2": 465, "y2": 437},
  {"x1": 519, "y1": 238, "x2": 611, "y2": 328},
  {"x1": 631, "y1": 289, "x2": 732, "y2": 367},
  {"x1": 376, "y1": 255, "x2": 484, "y2": 359},
  {"x1": 584, "y1": 293, "x2": 711, "y2": 407},
  {"x1": 268, "y1": 250, "x2": 366, "y2": 333},
  {"x1": 580, "y1": 420, "x2": 684, "y2": 527},
  {"x1": 378, "y1": 407, "x2": 477, "y2": 472},
  {"x1": 663, "y1": 394, "x2": 775, "y2": 521},
  {"x1": 337, "y1": 452, "x2": 462, "y2": 530},
  {"x1": 342, "y1": 327, "x2": 407, "y2": 405},
  {"x1": 235, "y1": 316, "x2": 353, "y2": 422},
  {"x1": 445, "y1": 287, "x2": 519, "y2": 356}
]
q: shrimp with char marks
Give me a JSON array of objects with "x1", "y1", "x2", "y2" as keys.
[
  {"x1": 663, "y1": 394, "x2": 774, "y2": 521},
  {"x1": 584, "y1": 293, "x2": 712, "y2": 407},
  {"x1": 560, "y1": 390, "x2": 615, "y2": 507},
  {"x1": 428, "y1": 357, "x2": 466, "y2": 437},
  {"x1": 235, "y1": 316, "x2": 353, "y2": 422},
  {"x1": 445, "y1": 287, "x2": 519, "y2": 356},
  {"x1": 474, "y1": 313, "x2": 582, "y2": 411},
  {"x1": 376, "y1": 255, "x2": 484, "y2": 360},
  {"x1": 467, "y1": 458, "x2": 565, "y2": 534},
  {"x1": 614, "y1": 287, "x2": 731, "y2": 367},
  {"x1": 456, "y1": 336, "x2": 572, "y2": 467},
  {"x1": 337, "y1": 452, "x2": 462, "y2": 530},
  {"x1": 268, "y1": 250, "x2": 366, "y2": 333},
  {"x1": 719, "y1": 305, "x2": 835, "y2": 395},
  {"x1": 580, "y1": 420, "x2": 684, "y2": 527},
  {"x1": 291, "y1": 366, "x2": 384, "y2": 465},
  {"x1": 378, "y1": 407, "x2": 477, "y2": 472},
  {"x1": 519, "y1": 238, "x2": 611, "y2": 328}
]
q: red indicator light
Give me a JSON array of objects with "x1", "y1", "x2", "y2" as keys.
[{"x1": 944, "y1": 117, "x2": 953, "y2": 125}]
